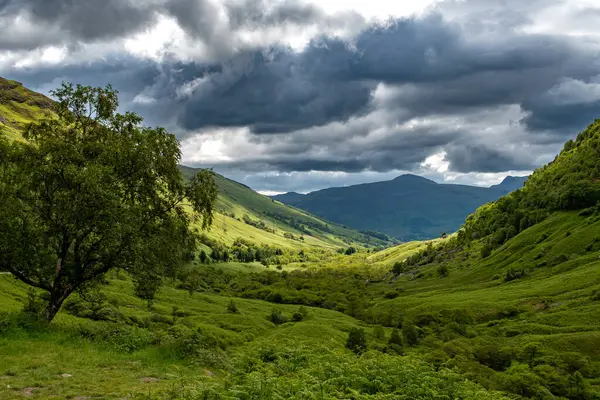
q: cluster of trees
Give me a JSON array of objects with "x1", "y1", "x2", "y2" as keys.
[{"x1": 242, "y1": 214, "x2": 276, "y2": 233}]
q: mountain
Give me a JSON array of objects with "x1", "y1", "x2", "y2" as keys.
[
  {"x1": 179, "y1": 166, "x2": 394, "y2": 249},
  {"x1": 0, "y1": 78, "x2": 393, "y2": 250},
  {"x1": 490, "y1": 175, "x2": 528, "y2": 192},
  {"x1": 271, "y1": 173, "x2": 528, "y2": 241}
]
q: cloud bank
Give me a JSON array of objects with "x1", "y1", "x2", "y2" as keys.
[{"x1": 1, "y1": 0, "x2": 599, "y2": 193}]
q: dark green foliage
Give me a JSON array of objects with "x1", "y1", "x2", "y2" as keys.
[
  {"x1": 476, "y1": 345, "x2": 515, "y2": 371},
  {"x1": 437, "y1": 265, "x2": 449, "y2": 278},
  {"x1": 346, "y1": 327, "x2": 367, "y2": 354},
  {"x1": 267, "y1": 309, "x2": 288, "y2": 325},
  {"x1": 373, "y1": 325, "x2": 385, "y2": 340},
  {"x1": 391, "y1": 261, "x2": 407, "y2": 275},
  {"x1": 388, "y1": 328, "x2": 403, "y2": 347},
  {"x1": 134, "y1": 276, "x2": 162, "y2": 308},
  {"x1": 481, "y1": 243, "x2": 493, "y2": 258},
  {"x1": 199, "y1": 250, "x2": 208, "y2": 264},
  {"x1": 22, "y1": 289, "x2": 45, "y2": 316},
  {"x1": 0, "y1": 83, "x2": 218, "y2": 322},
  {"x1": 504, "y1": 267, "x2": 527, "y2": 282},
  {"x1": 291, "y1": 311, "x2": 304, "y2": 322},
  {"x1": 227, "y1": 299, "x2": 238, "y2": 313},
  {"x1": 402, "y1": 321, "x2": 419, "y2": 347}
]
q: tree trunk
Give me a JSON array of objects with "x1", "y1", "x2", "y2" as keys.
[{"x1": 43, "y1": 289, "x2": 70, "y2": 323}]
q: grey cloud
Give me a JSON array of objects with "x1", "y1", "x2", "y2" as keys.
[
  {"x1": 0, "y1": 0, "x2": 161, "y2": 50},
  {"x1": 167, "y1": 10, "x2": 600, "y2": 137},
  {"x1": 445, "y1": 145, "x2": 537, "y2": 174},
  {"x1": 4, "y1": 0, "x2": 600, "y2": 190}
]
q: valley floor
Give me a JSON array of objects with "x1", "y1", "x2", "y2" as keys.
[{"x1": 1, "y1": 212, "x2": 600, "y2": 399}]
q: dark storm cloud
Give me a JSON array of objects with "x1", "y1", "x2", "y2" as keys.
[
  {"x1": 177, "y1": 46, "x2": 375, "y2": 133},
  {"x1": 3, "y1": 0, "x2": 600, "y2": 183},
  {"x1": 0, "y1": 0, "x2": 360, "y2": 56},
  {"x1": 444, "y1": 145, "x2": 537, "y2": 174},
  {"x1": 0, "y1": 0, "x2": 161, "y2": 50},
  {"x1": 166, "y1": 12, "x2": 600, "y2": 140}
]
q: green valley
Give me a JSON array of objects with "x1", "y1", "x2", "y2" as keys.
[{"x1": 1, "y1": 80, "x2": 600, "y2": 400}]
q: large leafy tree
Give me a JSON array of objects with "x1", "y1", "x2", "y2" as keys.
[{"x1": 0, "y1": 83, "x2": 218, "y2": 322}]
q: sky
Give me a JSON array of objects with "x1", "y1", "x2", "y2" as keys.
[{"x1": 1, "y1": 0, "x2": 600, "y2": 194}]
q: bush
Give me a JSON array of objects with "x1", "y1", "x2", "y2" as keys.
[
  {"x1": 504, "y1": 267, "x2": 527, "y2": 282},
  {"x1": 291, "y1": 312, "x2": 304, "y2": 322},
  {"x1": 480, "y1": 243, "x2": 492, "y2": 258},
  {"x1": 23, "y1": 288, "x2": 46, "y2": 316},
  {"x1": 227, "y1": 300, "x2": 239, "y2": 313},
  {"x1": 346, "y1": 327, "x2": 367, "y2": 354},
  {"x1": 437, "y1": 265, "x2": 449, "y2": 278},
  {"x1": 267, "y1": 309, "x2": 288, "y2": 325},
  {"x1": 402, "y1": 321, "x2": 419, "y2": 347},
  {"x1": 388, "y1": 329, "x2": 403, "y2": 347}
]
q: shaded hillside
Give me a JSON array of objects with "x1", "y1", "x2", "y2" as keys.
[
  {"x1": 179, "y1": 166, "x2": 394, "y2": 249},
  {"x1": 272, "y1": 174, "x2": 528, "y2": 240}
]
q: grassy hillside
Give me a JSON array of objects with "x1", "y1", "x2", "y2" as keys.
[
  {"x1": 0, "y1": 272, "x2": 508, "y2": 399},
  {"x1": 218, "y1": 120, "x2": 600, "y2": 398},
  {"x1": 180, "y1": 166, "x2": 394, "y2": 250},
  {"x1": 0, "y1": 77, "x2": 54, "y2": 140},
  {"x1": 272, "y1": 174, "x2": 527, "y2": 241}
]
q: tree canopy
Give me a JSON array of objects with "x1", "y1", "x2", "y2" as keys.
[{"x1": 0, "y1": 82, "x2": 218, "y2": 322}]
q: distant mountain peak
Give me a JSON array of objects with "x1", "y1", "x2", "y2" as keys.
[
  {"x1": 392, "y1": 174, "x2": 437, "y2": 184},
  {"x1": 490, "y1": 175, "x2": 528, "y2": 192}
]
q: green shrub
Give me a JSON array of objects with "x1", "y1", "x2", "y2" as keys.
[
  {"x1": 481, "y1": 243, "x2": 493, "y2": 258},
  {"x1": 227, "y1": 300, "x2": 239, "y2": 313},
  {"x1": 504, "y1": 267, "x2": 527, "y2": 282},
  {"x1": 388, "y1": 328, "x2": 403, "y2": 347},
  {"x1": 291, "y1": 312, "x2": 304, "y2": 322},
  {"x1": 346, "y1": 327, "x2": 367, "y2": 354},
  {"x1": 437, "y1": 265, "x2": 449, "y2": 278},
  {"x1": 402, "y1": 321, "x2": 419, "y2": 347},
  {"x1": 22, "y1": 288, "x2": 45, "y2": 316},
  {"x1": 373, "y1": 326, "x2": 385, "y2": 340},
  {"x1": 267, "y1": 309, "x2": 288, "y2": 325}
]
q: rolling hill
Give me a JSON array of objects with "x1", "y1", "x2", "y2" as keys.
[
  {"x1": 271, "y1": 174, "x2": 528, "y2": 241},
  {"x1": 0, "y1": 78, "x2": 393, "y2": 252}
]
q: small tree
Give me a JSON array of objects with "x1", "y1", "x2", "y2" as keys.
[
  {"x1": 481, "y1": 243, "x2": 493, "y2": 258},
  {"x1": 227, "y1": 299, "x2": 239, "y2": 313},
  {"x1": 346, "y1": 327, "x2": 367, "y2": 354},
  {"x1": 437, "y1": 265, "x2": 449, "y2": 278},
  {"x1": 402, "y1": 320, "x2": 419, "y2": 347},
  {"x1": 199, "y1": 250, "x2": 208, "y2": 264},
  {"x1": 388, "y1": 328, "x2": 403, "y2": 346},
  {"x1": 0, "y1": 83, "x2": 218, "y2": 322}
]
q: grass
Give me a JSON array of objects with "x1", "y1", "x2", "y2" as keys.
[{"x1": 0, "y1": 273, "x2": 375, "y2": 399}]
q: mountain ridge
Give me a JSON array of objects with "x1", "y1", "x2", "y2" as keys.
[{"x1": 271, "y1": 174, "x2": 528, "y2": 240}]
